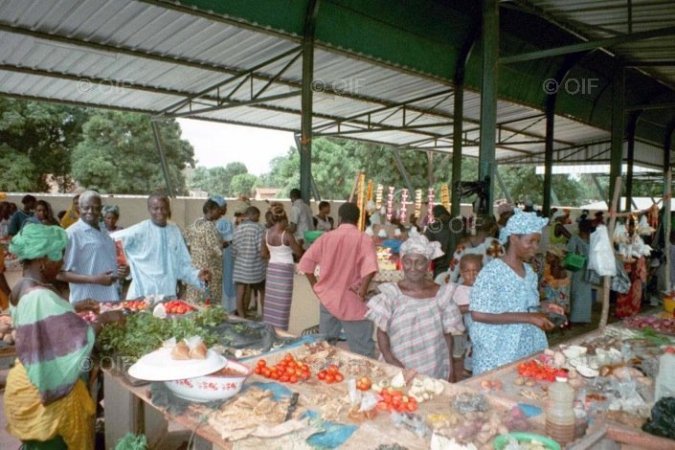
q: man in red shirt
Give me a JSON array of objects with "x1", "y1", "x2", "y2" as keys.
[{"x1": 298, "y1": 202, "x2": 379, "y2": 357}]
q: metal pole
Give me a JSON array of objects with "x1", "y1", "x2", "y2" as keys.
[
  {"x1": 664, "y1": 124, "x2": 673, "y2": 293},
  {"x1": 451, "y1": 74, "x2": 465, "y2": 220},
  {"x1": 625, "y1": 112, "x2": 639, "y2": 211},
  {"x1": 392, "y1": 149, "x2": 415, "y2": 194},
  {"x1": 479, "y1": 0, "x2": 499, "y2": 211},
  {"x1": 543, "y1": 97, "x2": 555, "y2": 217},
  {"x1": 609, "y1": 65, "x2": 625, "y2": 207},
  {"x1": 299, "y1": 0, "x2": 320, "y2": 203},
  {"x1": 151, "y1": 120, "x2": 175, "y2": 198}
]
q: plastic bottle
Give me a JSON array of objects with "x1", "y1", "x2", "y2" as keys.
[
  {"x1": 546, "y1": 375, "x2": 576, "y2": 445},
  {"x1": 654, "y1": 349, "x2": 675, "y2": 402}
]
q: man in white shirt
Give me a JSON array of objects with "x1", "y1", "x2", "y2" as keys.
[{"x1": 288, "y1": 188, "x2": 314, "y2": 248}]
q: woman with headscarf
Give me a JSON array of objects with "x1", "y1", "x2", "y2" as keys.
[
  {"x1": 102, "y1": 204, "x2": 123, "y2": 232},
  {"x1": 469, "y1": 210, "x2": 558, "y2": 375},
  {"x1": 185, "y1": 199, "x2": 223, "y2": 305},
  {"x1": 261, "y1": 202, "x2": 303, "y2": 330},
  {"x1": 3, "y1": 224, "x2": 123, "y2": 449},
  {"x1": 366, "y1": 232, "x2": 465, "y2": 381}
]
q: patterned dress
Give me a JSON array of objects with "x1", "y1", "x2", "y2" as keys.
[
  {"x1": 469, "y1": 259, "x2": 548, "y2": 375},
  {"x1": 366, "y1": 283, "x2": 465, "y2": 379},
  {"x1": 185, "y1": 218, "x2": 222, "y2": 304}
]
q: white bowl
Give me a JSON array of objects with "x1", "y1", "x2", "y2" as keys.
[{"x1": 164, "y1": 360, "x2": 251, "y2": 402}]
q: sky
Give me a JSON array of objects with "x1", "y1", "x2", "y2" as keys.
[{"x1": 177, "y1": 118, "x2": 296, "y2": 176}]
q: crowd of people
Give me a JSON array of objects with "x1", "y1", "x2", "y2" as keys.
[{"x1": 0, "y1": 187, "x2": 669, "y2": 447}]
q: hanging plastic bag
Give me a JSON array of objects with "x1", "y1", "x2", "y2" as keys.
[{"x1": 588, "y1": 225, "x2": 616, "y2": 276}]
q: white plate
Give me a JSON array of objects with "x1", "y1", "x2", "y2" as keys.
[{"x1": 128, "y1": 347, "x2": 227, "y2": 381}]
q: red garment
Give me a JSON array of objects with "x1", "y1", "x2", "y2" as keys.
[
  {"x1": 298, "y1": 224, "x2": 378, "y2": 321},
  {"x1": 616, "y1": 257, "x2": 647, "y2": 319}
]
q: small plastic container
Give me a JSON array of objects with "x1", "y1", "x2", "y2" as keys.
[
  {"x1": 546, "y1": 376, "x2": 576, "y2": 445},
  {"x1": 655, "y1": 351, "x2": 675, "y2": 402}
]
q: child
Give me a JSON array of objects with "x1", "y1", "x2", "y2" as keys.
[{"x1": 452, "y1": 254, "x2": 483, "y2": 371}]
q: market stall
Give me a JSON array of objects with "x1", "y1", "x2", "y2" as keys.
[{"x1": 97, "y1": 302, "x2": 675, "y2": 450}]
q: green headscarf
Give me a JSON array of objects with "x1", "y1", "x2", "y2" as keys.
[{"x1": 9, "y1": 223, "x2": 68, "y2": 261}]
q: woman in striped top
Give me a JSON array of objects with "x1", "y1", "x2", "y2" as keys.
[{"x1": 4, "y1": 224, "x2": 124, "y2": 449}]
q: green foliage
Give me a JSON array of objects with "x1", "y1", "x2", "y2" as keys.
[
  {"x1": 97, "y1": 307, "x2": 228, "y2": 360},
  {"x1": 188, "y1": 162, "x2": 249, "y2": 197},
  {"x1": 229, "y1": 173, "x2": 258, "y2": 197},
  {"x1": 0, "y1": 146, "x2": 37, "y2": 192},
  {"x1": 71, "y1": 113, "x2": 194, "y2": 194},
  {"x1": 115, "y1": 433, "x2": 148, "y2": 450},
  {"x1": 0, "y1": 98, "x2": 90, "y2": 192}
]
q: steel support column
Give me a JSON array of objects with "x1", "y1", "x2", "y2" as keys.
[
  {"x1": 151, "y1": 121, "x2": 175, "y2": 198},
  {"x1": 609, "y1": 66, "x2": 625, "y2": 206},
  {"x1": 543, "y1": 98, "x2": 555, "y2": 217},
  {"x1": 663, "y1": 123, "x2": 674, "y2": 293},
  {"x1": 300, "y1": 0, "x2": 320, "y2": 202},
  {"x1": 479, "y1": 0, "x2": 499, "y2": 211},
  {"x1": 625, "y1": 112, "x2": 640, "y2": 211}
]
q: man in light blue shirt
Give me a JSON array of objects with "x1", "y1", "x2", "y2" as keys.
[
  {"x1": 112, "y1": 194, "x2": 210, "y2": 299},
  {"x1": 59, "y1": 191, "x2": 127, "y2": 303}
]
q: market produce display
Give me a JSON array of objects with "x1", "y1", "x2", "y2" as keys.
[
  {"x1": 622, "y1": 315, "x2": 675, "y2": 336},
  {"x1": 98, "y1": 306, "x2": 227, "y2": 360}
]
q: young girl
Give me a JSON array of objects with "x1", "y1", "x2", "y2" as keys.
[{"x1": 452, "y1": 254, "x2": 483, "y2": 371}]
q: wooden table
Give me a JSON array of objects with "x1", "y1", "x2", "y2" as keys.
[
  {"x1": 102, "y1": 318, "x2": 675, "y2": 450},
  {"x1": 459, "y1": 324, "x2": 675, "y2": 450}
]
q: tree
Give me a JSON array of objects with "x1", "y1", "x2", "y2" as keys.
[
  {"x1": 187, "y1": 162, "x2": 250, "y2": 197},
  {"x1": 0, "y1": 98, "x2": 91, "y2": 192},
  {"x1": 71, "y1": 113, "x2": 195, "y2": 194},
  {"x1": 229, "y1": 173, "x2": 258, "y2": 197},
  {"x1": 0, "y1": 146, "x2": 36, "y2": 192}
]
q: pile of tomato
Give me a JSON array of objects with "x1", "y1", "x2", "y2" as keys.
[
  {"x1": 317, "y1": 364, "x2": 344, "y2": 384},
  {"x1": 122, "y1": 300, "x2": 147, "y2": 311},
  {"x1": 517, "y1": 359, "x2": 566, "y2": 382},
  {"x1": 254, "y1": 354, "x2": 311, "y2": 384},
  {"x1": 164, "y1": 300, "x2": 195, "y2": 315},
  {"x1": 376, "y1": 387, "x2": 418, "y2": 413}
]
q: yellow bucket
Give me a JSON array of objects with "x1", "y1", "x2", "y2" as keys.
[{"x1": 665, "y1": 295, "x2": 675, "y2": 314}]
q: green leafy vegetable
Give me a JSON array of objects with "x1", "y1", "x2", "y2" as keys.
[{"x1": 97, "y1": 306, "x2": 227, "y2": 361}]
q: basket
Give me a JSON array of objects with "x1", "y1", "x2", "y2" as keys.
[{"x1": 563, "y1": 252, "x2": 586, "y2": 271}]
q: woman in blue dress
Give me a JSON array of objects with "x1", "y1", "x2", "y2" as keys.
[
  {"x1": 211, "y1": 196, "x2": 237, "y2": 313},
  {"x1": 469, "y1": 209, "x2": 560, "y2": 375}
]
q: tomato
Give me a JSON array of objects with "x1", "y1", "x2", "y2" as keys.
[
  {"x1": 289, "y1": 375, "x2": 298, "y2": 383},
  {"x1": 257, "y1": 359, "x2": 267, "y2": 367},
  {"x1": 327, "y1": 365, "x2": 339, "y2": 375},
  {"x1": 357, "y1": 377, "x2": 372, "y2": 391},
  {"x1": 318, "y1": 371, "x2": 326, "y2": 380},
  {"x1": 325, "y1": 374, "x2": 335, "y2": 383},
  {"x1": 262, "y1": 368, "x2": 271, "y2": 378},
  {"x1": 334, "y1": 373, "x2": 344, "y2": 382}
]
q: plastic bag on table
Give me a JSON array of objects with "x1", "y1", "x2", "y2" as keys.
[
  {"x1": 588, "y1": 225, "x2": 616, "y2": 276},
  {"x1": 642, "y1": 397, "x2": 675, "y2": 440}
]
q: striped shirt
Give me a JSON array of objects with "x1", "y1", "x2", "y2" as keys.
[
  {"x1": 232, "y1": 220, "x2": 266, "y2": 284},
  {"x1": 64, "y1": 219, "x2": 119, "y2": 303},
  {"x1": 366, "y1": 282, "x2": 464, "y2": 379}
]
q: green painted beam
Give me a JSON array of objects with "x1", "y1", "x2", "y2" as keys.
[{"x1": 478, "y1": 0, "x2": 499, "y2": 211}]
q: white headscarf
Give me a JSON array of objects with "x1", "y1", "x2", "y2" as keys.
[{"x1": 400, "y1": 231, "x2": 444, "y2": 260}]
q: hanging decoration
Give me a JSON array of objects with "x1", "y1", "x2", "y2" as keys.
[{"x1": 386, "y1": 186, "x2": 395, "y2": 223}]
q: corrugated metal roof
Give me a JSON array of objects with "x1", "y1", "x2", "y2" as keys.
[
  {"x1": 0, "y1": 0, "x2": 669, "y2": 169},
  {"x1": 522, "y1": 0, "x2": 675, "y2": 90}
]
